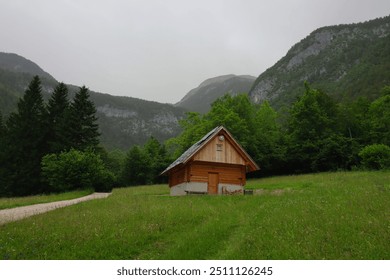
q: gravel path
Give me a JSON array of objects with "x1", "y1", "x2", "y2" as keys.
[{"x1": 0, "y1": 192, "x2": 111, "y2": 225}]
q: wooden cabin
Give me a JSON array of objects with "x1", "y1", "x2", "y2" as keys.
[{"x1": 161, "y1": 126, "x2": 259, "y2": 195}]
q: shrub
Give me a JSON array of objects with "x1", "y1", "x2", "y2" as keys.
[
  {"x1": 358, "y1": 144, "x2": 390, "y2": 170},
  {"x1": 94, "y1": 169, "x2": 115, "y2": 192},
  {"x1": 41, "y1": 149, "x2": 114, "y2": 192}
]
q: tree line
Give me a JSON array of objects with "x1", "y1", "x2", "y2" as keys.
[
  {"x1": 167, "y1": 83, "x2": 390, "y2": 175},
  {"x1": 112, "y1": 82, "x2": 390, "y2": 186},
  {"x1": 0, "y1": 76, "x2": 107, "y2": 196},
  {"x1": 1, "y1": 76, "x2": 389, "y2": 197},
  {"x1": 0, "y1": 76, "x2": 171, "y2": 196}
]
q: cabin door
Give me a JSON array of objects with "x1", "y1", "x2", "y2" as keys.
[{"x1": 208, "y1": 173, "x2": 219, "y2": 194}]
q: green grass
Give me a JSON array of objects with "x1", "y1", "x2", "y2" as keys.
[
  {"x1": 0, "y1": 189, "x2": 94, "y2": 210},
  {"x1": 0, "y1": 171, "x2": 389, "y2": 260}
]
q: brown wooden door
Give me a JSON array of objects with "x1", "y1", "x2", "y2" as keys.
[{"x1": 208, "y1": 173, "x2": 219, "y2": 194}]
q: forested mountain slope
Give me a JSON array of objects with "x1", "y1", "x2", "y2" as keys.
[
  {"x1": 249, "y1": 16, "x2": 390, "y2": 108},
  {"x1": 0, "y1": 52, "x2": 186, "y2": 150},
  {"x1": 176, "y1": 74, "x2": 255, "y2": 113}
]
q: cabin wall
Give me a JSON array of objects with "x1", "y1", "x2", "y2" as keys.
[
  {"x1": 189, "y1": 161, "x2": 246, "y2": 186},
  {"x1": 165, "y1": 128, "x2": 259, "y2": 196},
  {"x1": 168, "y1": 162, "x2": 246, "y2": 195},
  {"x1": 169, "y1": 166, "x2": 187, "y2": 187},
  {"x1": 193, "y1": 134, "x2": 245, "y2": 165}
]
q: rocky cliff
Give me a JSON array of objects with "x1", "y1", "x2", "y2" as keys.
[{"x1": 249, "y1": 16, "x2": 390, "y2": 108}]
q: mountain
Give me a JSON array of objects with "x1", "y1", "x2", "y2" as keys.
[
  {"x1": 249, "y1": 16, "x2": 390, "y2": 108},
  {"x1": 176, "y1": 74, "x2": 256, "y2": 113},
  {"x1": 0, "y1": 53, "x2": 54, "y2": 80},
  {"x1": 0, "y1": 52, "x2": 186, "y2": 150},
  {"x1": 92, "y1": 93, "x2": 185, "y2": 150}
]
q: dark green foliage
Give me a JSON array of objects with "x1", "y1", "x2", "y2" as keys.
[
  {"x1": 288, "y1": 83, "x2": 338, "y2": 140},
  {"x1": 122, "y1": 146, "x2": 151, "y2": 186},
  {"x1": 41, "y1": 149, "x2": 114, "y2": 192},
  {"x1": 121, "y1": 137, "x2": 170, "y2": 186},
  {"x1": 143, "y1": 137, "x2": 170, "y2": 184},
  {"x1": 0, "y1": 77, "x2": 105, "y2": 197},
  {"x1": 3, "y1": 76, "x2": 48, "y2": 196},
  {"x1": 0, "y1": 110, "x2": 5, "y2": 141},
  {"x1": 252, "y1": 101, "x2": 286, "y2": 174},
  {"x1": 207, "y1": 94, "x2": 257, "y2": 150},
  {"x1": 358, "y1": 144, "x2": 390, "y2": 170},
  {"x1": 286, "y1": 84, "x2": 351, "y2": 172},
  {"x1": 168, "y1": 84, "x2": 390, "y2": 176},
  {"x1": 66, "y1": 86, "x2": 100, "y2": 151},
  {"x1": 337, "y1": 97, "x2": 372, "y2": 145},
  {"x1": 0, "y1": 110, "x2": 7, "y2": 196},
  {"x1": 310, "y1": 135, "x2": 359, "y2": 171},
  {"x1": 166, "y1": 112, "x2": 210, "y2": 158},
  {"x1": 47, "y1": 82, "x2": 71, "y2": 153},
  {"x1": 93, "y1": 169, "x2": 115, "y2": 192},
  {"x1": 367, "y1": 90, "x2": 390, "y2": 145},
  {"x1": 169, "y1": 94, "x2": 260, "y2": 158},
  {"x1": 168, "y1": 94, "x2": 287, "y2": 175},
  {"x1": 94, "y1": 147, "x2": 126, "y2": 188}
]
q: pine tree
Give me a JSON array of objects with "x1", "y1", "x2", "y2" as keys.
[
  {"x1": 0, "y1": 110, "x2": 7, "y2": 195},
  {"x1": 122, "y1": 146, "x2": 151, "y2": 186},
  {"x1": 144, "y1": 137, "x2": 170, "y2": 183},
  {"x1": 5, "y1": 76, "x2": 48, "y2": 195},
  {"x1": 0, "y1": 110, "x2": 5, "y2": 140},
  {"x1": 67, "y1": 86, "x2": 100, "y2": 151},
  {"x1": 47, "y1": 82, "x2": 71, "y2": 153}
]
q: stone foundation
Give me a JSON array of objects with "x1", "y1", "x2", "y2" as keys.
[{"x1": 170, "y1": 182, "x2": 243, "y2": 196}]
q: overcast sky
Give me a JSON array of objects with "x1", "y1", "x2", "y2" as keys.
[{"x1": 1, "y1": 0, "x2": 389, "y2": 104}]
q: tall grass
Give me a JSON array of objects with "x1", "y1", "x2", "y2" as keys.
[{"x1": 0, "y1": 171, "x2": 389, "y2": 259}]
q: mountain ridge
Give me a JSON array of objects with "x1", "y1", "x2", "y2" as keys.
[
  {"x1": 2, "y1": 15, "x2": 390, "y2": 149},
  {"x1": 0, "y1": 52, "x2": 55, "y2": 81},
  {"x1": 0, "y1": 52, "x2": 186, "y2": 150},
  {"x1": 176, "y1": 74, "x2": 256, "y2": 113},
  {"x1": 249, "y1": 15, "x2": 390, "y2": 108}
]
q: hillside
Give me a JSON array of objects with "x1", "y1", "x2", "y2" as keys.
[
  {"x1": 0, "y1": 52, "x2": 186, "y2": 150},
  {"x1": 0, "y1": 53, "x2": 54, "y2": 81},
  {"x1": 176, "y1": 74, "x2": 256, "y2": 113},
  {"x1": 249, "y1": 16, "x2": 390, "y2": 108}
]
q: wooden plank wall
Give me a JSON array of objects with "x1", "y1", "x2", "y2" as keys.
[
  {"x1": 169, "y1": 166, "x2": 186, "y2": 187},
  {"x1": 189, "y1": 162, "x2": 245, "y2": 186},
  {"x1": 193, "y1": 134, "x2": 246, "y2": 165}
]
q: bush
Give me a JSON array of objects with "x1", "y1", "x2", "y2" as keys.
[
  {"x1": 94, "y1": 170, "x2": 115, "y2": 192},
  {"x1": 358, "y1": 144, "x2": 390, "y2": 170},
  {"x1": 41, "y1": 149, "x2": 114, "y2": 192}
]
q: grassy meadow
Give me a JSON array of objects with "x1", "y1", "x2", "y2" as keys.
[{"x1": 0, "y1": 171, "x2": 389, "y2": 260}]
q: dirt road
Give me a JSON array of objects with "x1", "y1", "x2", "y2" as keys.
[{"x1": 0, "y1": 192, "x2": 111, "y2": 225}]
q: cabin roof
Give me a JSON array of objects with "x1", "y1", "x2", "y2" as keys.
[{"x1": 161, "y1": 126, "x2": 259, "y2": 175}]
